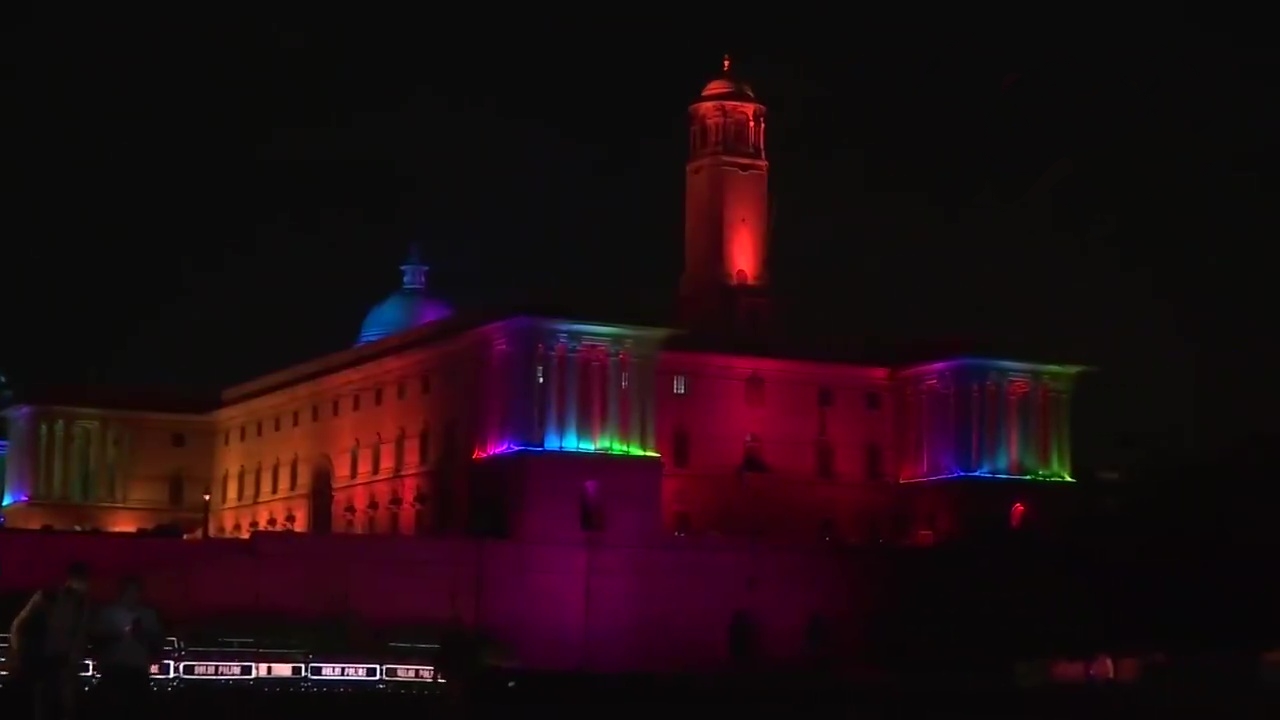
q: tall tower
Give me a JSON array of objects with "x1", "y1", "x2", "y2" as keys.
[{"x1": 680, "y1": 56, "x2": 771, "y2": 336}]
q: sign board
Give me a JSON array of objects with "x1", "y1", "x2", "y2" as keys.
[
  {"x1": 307, "y1": 663, "x2": 380, "y2": 681},
  {"x1": 179, "y1": 662, "x2": 256, "y2": 679},
  {"x1": 382, "y1": 664, "x2": 436, "y2": 682}
]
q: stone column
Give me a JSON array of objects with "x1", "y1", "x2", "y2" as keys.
[
  {"x1": 564, "y1": 342, "x2": 581, "y2": 450},
  {"x1": 606, "y1": 349, "x2": 621, "y2": 452},
  {"x1": 38, "y1": 421, "x2": 49, "y2": 499},
  {"x1": 628, "y1": 355, "x2": 642, "y2": 453},
  {"x1": 1058, "y1": 389, "x2": 1073, "y2": 478},
  {"x1": 544, "y1": 340, "x2": 561, "y2": 450},
  {"x1": 642, "y1": 356, "x2": 656, "y2": 454},
  {"x1": 53, "y1": 420, "x2": 66, "y2": 499}
]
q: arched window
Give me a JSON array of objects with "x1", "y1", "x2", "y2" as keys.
[
  {"x1": 371, "y1": 434, "x2": 382, "y2": 475},
  {"x1": 236, "y1": 466, "x2": 246, "y2": 502},
  {"x1": 349, "y1": 441, "x2": 360, "y2": 480},
  {"x1": 253, "y1": 464, "x2": 262, "y2": 500},
  {"x1": 220, "y1": 470, "x2": 229, "y2": 504},
  {"x1": 289, "y1": 455, "x2": 299, "y2": 491},
  {"x1": 270, "y1": 461, "x2": 279, "y2": 495}
]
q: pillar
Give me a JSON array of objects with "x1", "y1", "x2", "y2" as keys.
[
  {"x1": 544, "y1": 341, "x2": 561, "y2": 450},
  {"x1": 642, "y1": 356, "x2": 656, "y2": 454},
  {"x1": 38, "y1": 421, "x2": 49, "y2": 498},
  {"x1": 606, "y1": 350, "x2": 621, "y2": 452},
  {"x1": 53, "y1": 419, "x2": 65, "y2": 499},
  {"x1": 1058, "y1": 390, "x2": 1072, "y2": 478},
  {"x1": 629, "y1": 353, "x2": 645, "y2": 448},
  {"x1": 564, "y1": 343, "x2": 581, "y2": 450}
]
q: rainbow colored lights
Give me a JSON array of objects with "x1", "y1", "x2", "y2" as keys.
[
  {"x1": 898, "y1": 472, "x2": 1075, "y2": 484},
  {"x1": 895, "y1": 359, "x2": 1086, "y2": 485},
  {"x1": 473, "y1": 441, "x2": 659, "y2": 460}
]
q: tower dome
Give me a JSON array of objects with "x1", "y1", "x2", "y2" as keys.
[
  {"x1": 356, "y1": 245, "x2": 453, "y2": 346},
  {"x1": 699, "y1": 54, "x2": 755, "y2": 100}
]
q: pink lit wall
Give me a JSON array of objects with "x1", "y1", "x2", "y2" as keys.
[
  {"x1": 654, "y1": 350, "x2": 895, "y2": 541},
  {"x1": 0, "y1": 530, "x2": 880, "y2": 673}
]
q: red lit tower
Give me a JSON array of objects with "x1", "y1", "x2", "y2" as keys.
[{"x1": 680, "y1": 56, "x2": 772, "y2": 337}]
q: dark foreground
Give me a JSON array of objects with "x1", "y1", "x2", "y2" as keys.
[{"x1": 3, "y1": 678, "x2": 1280, "y2": 718}]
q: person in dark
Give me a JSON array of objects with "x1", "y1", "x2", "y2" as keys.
[
  {"x1": 8, "y1": 561, "x2": 92, "y2": 720},
  {"x1": 93, "y1": 577, "x2": 160, "y2": 718}
]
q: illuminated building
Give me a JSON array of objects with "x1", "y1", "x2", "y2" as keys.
[{"x1": 0, "y1": 60, "x2": 1087, "y2": 670}]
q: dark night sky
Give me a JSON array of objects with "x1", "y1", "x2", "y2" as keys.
[{"x1": 5, "y1": 15, "x2": 1277, "y2": 469}]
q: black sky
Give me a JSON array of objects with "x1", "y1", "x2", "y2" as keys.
[{"x1": 5, "y1": 16, "x2": 1277, "y2": 468}]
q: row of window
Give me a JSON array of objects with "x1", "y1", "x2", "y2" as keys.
[
  {"x1": 223, "y1": 375, "x2": 432, "y2": 446},
  {"x1": 220, "y1": 428, "x2": 435, "y2": 506},
  {"x1": 669, "y1": 430, "x2": 885, "y2": 480},
  {"x1": 670, "y1": 374, "x2": 883, "y2": 411}
]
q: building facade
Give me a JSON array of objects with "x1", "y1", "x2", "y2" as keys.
[{"x1": 1, "y1": 62, "x2": 1085, "y2": 547}]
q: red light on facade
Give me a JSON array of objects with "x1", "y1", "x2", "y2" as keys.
[{"x1": 1010, "y1": 502, "x2": 1026, "y2": 529}]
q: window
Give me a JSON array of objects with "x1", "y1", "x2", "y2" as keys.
[
  {"x1": 672, "y1": 428, "x2": 691, "y2": 469},
  {"x1": 220, "y1": 470, "x2": 229, "y2": 504},
  {"x1": 349, "y1": 442, "x2": 359, "y2": 479},
  {"x1": 256, "y1": 421, "x2": 262, "y2": 437},
  {"x1": 865, "y1": 391, "x2": 882, "y2": 411},
  {"x1": 394, "y1": 429, "x2": 406, "y2": 471},
  {"x1": 743, "y1": 433, "x2": 765, "y2": 472},
  {"x1": 332, "y1": 400, "x2": 340, "y2": 417},
  {"x1": 223, "y1": 431, "x2": 229, "y2": 447},
  {"x1": 673, "y1": 374, "x2": 687, "y2": 395},
  {"x1": 536, "y1": 364, "x2": 544, "y2": 384},
  {"x1": 818, "y1": 387, "x2": 834, "y2": 408},
  {"x1": 745, "y1": 372, "x2": 765, "y2": 407},
  {"x1": 371, "y1": 434, "x2": 383, "y2": 475},
  {"x1": 239, "y1": 426, "x2": 246, "y2": 442},
  {"x1": 815, "y1": 438, "x2": 835, "y2": 479},
  {"x1": 292, "y1": 410, "x2": 299, "y2": 428},
  {"x1": 397, "y1": 382, "x2": 406, "y2": 400},
  {"x1": 168, "y1": 473, "x2": 185, "y2": 507},
  {"x1": 352, "y1": 394, "x2": 361, "y2": 412},
  {"x1": 865, "y1": 442, "x2": 884, "y2": 481},
  {"x1": 274, "y1": 417, "x2": 281, "y2": 432},
  {"x1": 311, "y1": 405, "x2": 319, "y2": 422},
  {"x1": 289, "y1": 456, "x2": 299, "y2": 491},
  {"x1": 374, "y1": 388, "x2": 383, "y2": 406},
  {"x1": 253, "y1": 465, "x2": 262, "y2": 500},
  {"x1": 236, "y1": 467, "x2": 245, "y2": 502},
  {"x1": 171, "y1": 433, "x2": 186, "y2": 448},
  {"x1": 621, "y1": 370, "x2": 629, "y2": 390},
  {"x1": 674, "y1": 511, "x2": 692, "y2": 536},
  {"x1": 579, "y1": 481, "x2": 604, "y2": 532},
  {"x1": 421, "y1": 374, "x2": 431, "y2": 394},
  {"x1": 270, "y1": 462, "x2": 279, "y2": 495}
]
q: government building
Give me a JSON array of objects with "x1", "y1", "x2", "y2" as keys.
[{"x1": 1, "y1": 62, "x2": 1084, "y2": 550}]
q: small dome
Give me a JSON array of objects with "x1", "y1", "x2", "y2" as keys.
[
  {"x1": 701, "y1": 77, "x2": 754, "y2": 99},
  {"x1": 356, "y1": 246, "x2": 452, "y2": 346}
]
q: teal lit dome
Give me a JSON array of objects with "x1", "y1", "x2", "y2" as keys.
[{"x1": 356, "y1": 246, "x2": 453, "y2": 346}]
